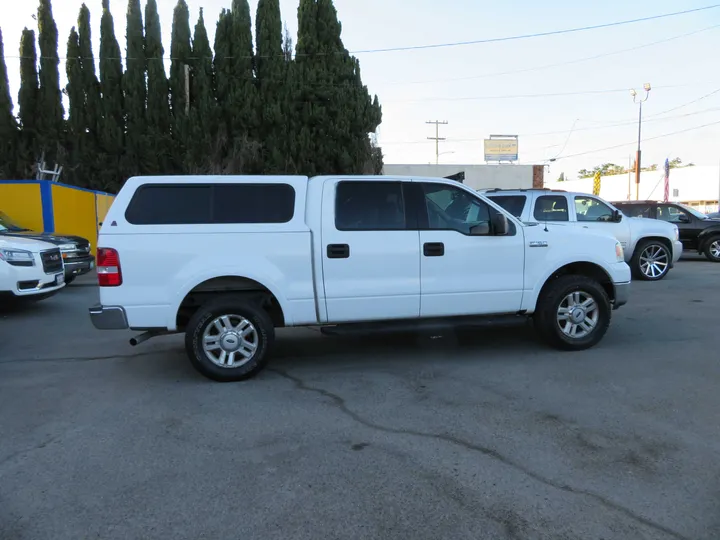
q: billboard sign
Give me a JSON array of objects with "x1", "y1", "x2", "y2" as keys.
[{"x1": 484, "y1": 136, "x2": 518, "y2": 162}]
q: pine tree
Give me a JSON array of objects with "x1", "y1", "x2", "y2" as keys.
[
  {"x1": 65, "y1": 27, "x2": 84, "y2": 185},
  {"x1": 256, "y1": 0, "x2": 286, "y2": 172},
  {"x1": 123, "y1": 0, "x2": 145, "y2": 177},
  {"x1": 187, "y1": 8, "x2": 216, "y2": 172},
  {"x1": 0, "y1": 29, "x2": 19, "y2": 179},
  {"x1": 37, "y1": 0, "x2": 65, "y2": 165},
  {"x1": 169, "y1": 0, "x2": 192, "y2": 168},
  {"x1": 295, "y1": 0, "x2": 381, "y2": 175},
  {"x1": 17, "y1": 29, "x2": 39, "y2": 177},
  {"x1": 144, "y1": 0, "x2": 172, "y2": 173},
  {"x1": 77, "y1": 4, "x2": 101, "y2": 188},
  {"x1": 99, "y1": 0, "x2": 124, "y2": 191}
]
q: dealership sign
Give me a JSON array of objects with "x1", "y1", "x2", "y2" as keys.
[{"x1": 484, "y1": 135, "x2": 518, "y2": 162}]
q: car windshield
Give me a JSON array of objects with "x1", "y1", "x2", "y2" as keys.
[
  {"x1": 675, "y1": 203, "x2": 708, "y2": 220},
  {"x1": 0, "y1": 211, "x2": 30, "y2": 232}
]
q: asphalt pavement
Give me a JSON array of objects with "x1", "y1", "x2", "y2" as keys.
[{"x1": 1, "y1": 259, "x2": 719, "y2": 540}]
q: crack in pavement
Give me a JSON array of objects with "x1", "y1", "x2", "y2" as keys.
[
  {"x1": 269, "y1": 367, "x2": 691, "y2": 540},
  {"x1": 0, "y1": 349, "x2": 179, "y2": 365}
]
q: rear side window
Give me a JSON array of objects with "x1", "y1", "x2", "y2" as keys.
[
  {"x1": 533, "y1": 195, "x2": 568, "y2": 222},
  {"x1": 617, "y1": 204, "x2": 652, "y2": 218},
  {"x1": 124, "y1": 183, "x2": 296, "y2": 225},
  {"x1": 487, "y1": 195, "x2": 526, "y2": 218},
  {"x1": 335, "y1": 181, "x2": 406, "y2": 231}
]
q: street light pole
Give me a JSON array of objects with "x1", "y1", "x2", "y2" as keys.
[{"x1": 631, "y1": 83, "x2": 651, "y2": 200}]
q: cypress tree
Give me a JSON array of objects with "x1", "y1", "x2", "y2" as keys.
[
  {"x1": 295, "y1": 0, "x2": 381, "y2": 175},
  {"x1": 0, "y1": 29, "x2": 19, "y2": 179},
  {"x1": 187, "y1": 9, "x2": 216, "y2": 172},
  {"x1": 229, "y1": 0, "x2": 259, "y2": 140},
  {"x1": 65, "y1": 27, "x2": 84, "y2": 185},
  {"x1": 169, "y1": 0, "x2": 192, "y2": 168},
  {"x1": 213, "y1": 9, "x2": 232, "y2": 119},
  {"x1": 99, "y1": 0, "x2": 124, "y2": 191},
  {"x1": 37, "y1": 0, "x2": 65, "y2": 165},
  {"x1": 144, "y1": 0, "x2": 172, "y2": 173},
  {"x1": 256, "y1": 0, "x2": 286, "y2": 173},
  {"x1": 17, "y1": 29, "x2": 39, "y2": 177},
  {"x1": 78, "y1": 4, "x2": 101, "y2": 188},
  {"x1": 123, "y1": 0, "x2": 145, "y2": 177}
]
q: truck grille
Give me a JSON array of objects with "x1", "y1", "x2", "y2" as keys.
[
  {"x1": 63, "y1": 243, "x2": 92, "y2": 260},
  {"x1": 41, "y1": 249, "x2": 63, "y2": 274}
]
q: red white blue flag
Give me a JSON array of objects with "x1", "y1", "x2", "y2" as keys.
[{"x1": 663, "y1": 158, "x2": 670, "y2": 202}]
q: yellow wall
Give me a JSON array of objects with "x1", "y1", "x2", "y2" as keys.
[
  {"x1": 95, "y1": 194, "x2": 115, "y2": 226},
  {"x1": 51, "y1": 184, "x2": 99, "y2": 254},
  {"x1": 0, "y1": 183, "x2": 44, "y2": 231}
]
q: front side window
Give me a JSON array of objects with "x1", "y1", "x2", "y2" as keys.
[
  {"x1": 657, "y1": 204, "x2": 690, "y2": 223},
  {"x1": 420, "y1": 183, "x2": 491, "y2": 235},
  {"x1": 574, "y1": 196, "x2": 614, "y2": 222},
  {"x1": 487, "y1": 195, "x2": 526, "y2": 218},
  {"x1": 533, "y1": 195, "x2": 568, "y2": 222},
  {"x1": 335, "y1": 181, "x2": 406, "y2": 231}
]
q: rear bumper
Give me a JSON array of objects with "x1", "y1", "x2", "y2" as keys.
[
  {"x1": 613, "y1": 281, "x2": 630, "y2": 309},
  {"x1": 89, "y1": 304, "x2": 129, "y2": 330}
]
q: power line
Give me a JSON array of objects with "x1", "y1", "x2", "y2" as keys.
[
  {"x1": 349, "y1": 5, "x2": 720, "y2": 54},
  {"x1": 553, "y1": 119, "x2": 720, "y2": 160},
  {"x1": 5, "y1": 5, "x2": 719, "y2": 62},
  {"x1": 390, "y1": 24, "x2": 720, "y2": 86}
]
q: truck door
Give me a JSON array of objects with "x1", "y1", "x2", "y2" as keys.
[
  {"x1": 321, "y1": 179, "x2": 421, "y2": 323},
  {"x1": 413, "y1": 181, "x2": 525, "y2": 317},
  {"x1": 570, "y1": 195, "x2": 630, "y2": 251}
]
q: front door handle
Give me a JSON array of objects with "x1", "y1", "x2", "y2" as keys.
[
  {"x1": 423, "y1": 242, "x2": 444, "y2": 257},
  {"x1": 327, "y1": 244, "x2": 350, "y2": 259}
]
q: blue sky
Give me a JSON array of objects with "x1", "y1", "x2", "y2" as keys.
[{"x1": 3, "y1": 0, "x2": 720, "y2": 180}]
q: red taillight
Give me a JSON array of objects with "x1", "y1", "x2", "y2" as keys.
[{"x1": 97, "y1": 247, "x2": 122, "y2": 287}]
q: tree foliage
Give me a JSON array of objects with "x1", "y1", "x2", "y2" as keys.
[{"x1": 0, "y1": 0, "x2": 384, "y2": 188}]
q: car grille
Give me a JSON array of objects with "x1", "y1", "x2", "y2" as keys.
[
  {"x1": 41, "y1": 249, "x2": 63, "y2": 274},
  {"x1": 62, "y1": 243, "x2": 92, "y2": 260}
]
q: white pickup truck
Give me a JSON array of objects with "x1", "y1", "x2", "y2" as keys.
[
  {"x1": 483, "y1": 189, "x2": 682, "y2": 281},
  {"x1": 1, "y1": 237, "x2": 66, "y2": 303},
  {"x1": 90, "y1": 175, "x2": 631, "y2": 381}
]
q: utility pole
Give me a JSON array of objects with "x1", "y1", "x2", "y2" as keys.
[
  {"x1": 631, "y1": 83, "x2": 651, "y2": 200},
  {"x1": 426, "y1": 120, "x2": 448, "y2": 165}
]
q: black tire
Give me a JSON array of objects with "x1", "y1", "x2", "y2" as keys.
[
  {"x1": 184, "y1": 295, "x2": 274, "y2": 382},
  {"x1": 703, "y1": 235, "x2": 720, "y2": 263},
  {"x1": 630, "y1": 239, "x2": 671, "y2": 281},
  {"x1": 534, "y1": 275, "x2": 611, "y2": 351}
]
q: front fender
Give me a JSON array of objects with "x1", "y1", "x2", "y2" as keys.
[
  {"x1": 167, "y1": 260, "x2": 292, "y2": 330},
  {"x1": 698, "y1": 226, "x2": 720, "y2": 250}
]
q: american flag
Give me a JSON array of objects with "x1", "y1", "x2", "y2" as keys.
[{"x1": 663, "y1": 158, "x2": 670, "y2": 202}]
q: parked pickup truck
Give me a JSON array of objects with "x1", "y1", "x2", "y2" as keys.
[
  {"x1": 483, "y1": 189, "x2": 682, "y2": 281},
  {"x1": 1, "y1": 236, "x2": 65, "y2": 304},
  {"x1": 89, "y1": 175, "x2": 631, "y2": 382}
]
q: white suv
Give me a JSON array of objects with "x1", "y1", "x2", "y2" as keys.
[
  {"x1": 0, "y1": 237, "x2": 66, "y2": 303},
  {"x1": 483, "y1": 189, "x2": 682, "y2": 281}
]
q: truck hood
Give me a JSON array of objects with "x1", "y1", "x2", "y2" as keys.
[
  {"x1": 0, "y1": 236, "x2": 59, "y2": 253},
  {"x1": 0, "y1": 230, "x2": 90, "y2": 246}
]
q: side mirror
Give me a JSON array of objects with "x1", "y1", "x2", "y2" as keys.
[
  {"x1": 470, "y1": 223, "x2": 490, "y2": 236},
  {"x1": 677, "y1": 214, "x2": 690, "y2": 223},
  {"x1": 491, "y1": 213, "x2": 509, "y2": 236},
  {"x1": 612, "y1": 210, "x2": 622, "y2": 222}
]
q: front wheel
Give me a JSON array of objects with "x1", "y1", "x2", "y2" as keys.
[
  {"x1": 703, "y1": 235, "x2": 720, "y2": 262},
  {"x1": 630, "y1": 240, "x2": 671, "y2": 281},
  {"x1": 185, "y1": 295, "x2": 275, "y2": 382},
  {"x1": 534, "y1": 275, "x2": 611, "y2": 351}
]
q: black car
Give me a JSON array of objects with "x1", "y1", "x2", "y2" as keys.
[
  {"x1": 612, "y1": 200, "x2": 720, "y2": 262},
  {"x1": 0, "y1": 211, "x2": 95, "y2": 283}
]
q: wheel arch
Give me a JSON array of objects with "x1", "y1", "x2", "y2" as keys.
[
  {"x1": 697, "y1": 228, "x2": 720, "y2": 252},
  {"x1": 171, "y1": 274, "x2": 289, "y2": 331},
  {"x1": 535, "y1": 261, "x2": 615, "y2": 309},
  {"x1": 632, "y1": 235, "x2": 672, "y2": 257}
]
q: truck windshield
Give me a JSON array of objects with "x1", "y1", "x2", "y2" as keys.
[
  {"x1": 0, "y1": 211, "x2": 30, "y2": 232},
  {"x1": 675, "y1": 203, "x2": 708, "y2": 220}
]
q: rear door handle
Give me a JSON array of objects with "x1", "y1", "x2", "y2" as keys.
[
  {"x1": 423, "y1": 242, "x2": 444, "y2": 257},
  {"x1": 327, "y1": 244, "x2": 350, "y2": 259}
]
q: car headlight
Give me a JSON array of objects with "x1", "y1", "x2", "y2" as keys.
[
  {"x1": 615, "y1": 241, "x2": 624, "y2": 262},
  {"x1": 0, "y1": 248, "x2": 35, "y2": 267},
  {"x1": 59, "y1": 243, "x2": 77, "y2": 250}
]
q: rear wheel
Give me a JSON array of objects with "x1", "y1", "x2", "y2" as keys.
[
  {"x1": 703, "y1": 235, "x2": 720, "y2": 262},
  {"x1": 534, "y1": 275, "x2": 611, "y2": 351},
  {"x1": 185, "y1": 295, "x2": 274, "y2": 382},
  {"x1": 630, "y1": 240, "x2": 670, "y2": 281}
]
